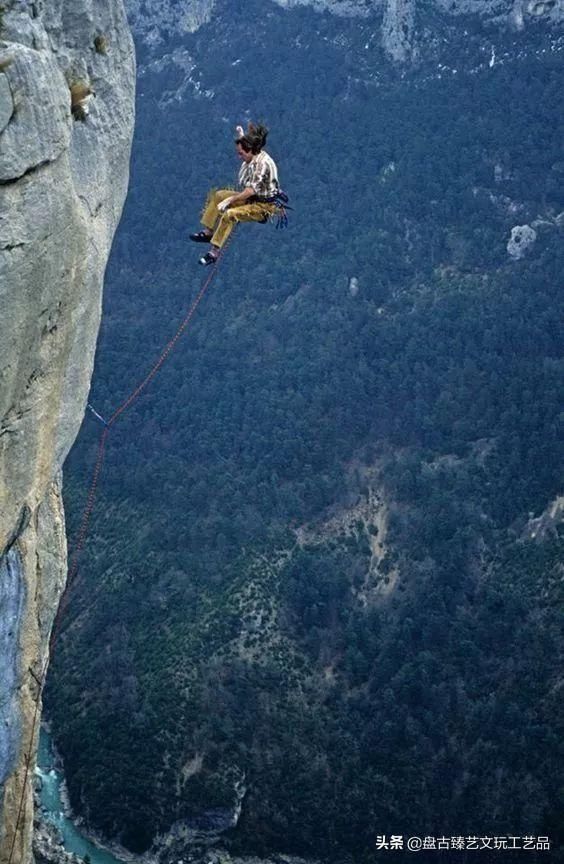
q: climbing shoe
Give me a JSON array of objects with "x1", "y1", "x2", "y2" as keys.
[
  {"x1": 199, "y1": 251, "x2": 218, "y2": 266},
  {"x1": 189, "y1": 231, "x2": 212, "y2": 243}
]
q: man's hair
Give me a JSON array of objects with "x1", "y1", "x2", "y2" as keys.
[
  {"x1": 236, "y1": 122, "x2": 269, "y2": 154},
  {"x1": 237, "y1": 137, "x2": 253, "y2": 153}
]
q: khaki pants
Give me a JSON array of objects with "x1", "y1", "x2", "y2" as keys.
[{"x1": 201, "y1": 188, "x2": 277, "y2": 248}]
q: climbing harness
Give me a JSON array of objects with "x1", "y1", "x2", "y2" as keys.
[
  {"x1": 6, "y1": 232, "x2": 236, "y2": 864},
  {"x1": 265, "y1": 189, "x2": 292, "y2": 229}
]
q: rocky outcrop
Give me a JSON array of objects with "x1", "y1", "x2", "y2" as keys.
[
  {"x1": 152, "y1": 776, "x2": 247, "y2": 861},
  {"x1": 272, "y1": 0, "x2": 377, "y2": 16},
  {"x1": 507, "y1": 223, "x2": 537, "y2": 258},
  {"x1": 125, "y1": 0, "x2": 564, "y2": 61},
  {"x1": 0, "y1": 2, "x2": 135, "y2": 862},
  {"x1": 33, "y1": 815, "x2": 81, "y2": 864},
  {"x1": 155, "y1": 846, "x2": 317, "y2": 864},
  {"x1": 126, "y1": 0, "x2": 217, "y2": 44},
  {"x1": 381, "y1": 0, "x2": 415, "y2": 62},
  {"x1": 524, "y1": 494, "x2": 564, "y2": 542}
]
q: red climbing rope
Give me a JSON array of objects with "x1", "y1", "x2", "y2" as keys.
[
  {"x1": 107, "y1": 260, "x2": 223, "y2": 426},
  {"x1": 7, "y1": 234, "x2": 235, "y2": 864}
]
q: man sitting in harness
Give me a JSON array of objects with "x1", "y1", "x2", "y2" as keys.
[{"x1": 190, "y1": 122, "x2": 282, "y2": 266}]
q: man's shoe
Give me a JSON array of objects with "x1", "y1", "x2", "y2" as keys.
[
  {"x1": 190, "y1": 231, "x2": 212, "y2": 243},
  {"x1": 199, "y1": 251, "x2": 218, "y2": 266}
]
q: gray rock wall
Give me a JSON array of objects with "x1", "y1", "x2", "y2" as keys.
[
  {"x1": 126, "y1": 0, "x2": 564, "y2": 60},
  {"x1": 0, "y1": 2, "x2": 135, "y2": 861},
  {"x1": 0, "y1": 549, "x2": 26, "y2": 794}
]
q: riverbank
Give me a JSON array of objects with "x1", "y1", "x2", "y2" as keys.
[
  {"x1": 34, "y1": 815, "x2": 82, "y2": 864},
  {"x1": 35, "y1": 726, "x2": 135, "y2": 864},
  {"x1": 35, "y1": 726, "x2": 319, "y2": 864}
]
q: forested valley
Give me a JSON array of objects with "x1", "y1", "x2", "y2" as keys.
[{"x1": 46, "y1": 3, "x2": 564, "y2": 861}]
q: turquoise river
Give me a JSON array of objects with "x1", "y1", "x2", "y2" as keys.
[{"x1": 36, "y1": 727, "x2": 127, "y2": 864}]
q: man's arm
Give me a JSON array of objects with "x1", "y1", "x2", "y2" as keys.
[{"x1": 220, "y1": 187, "x2": 255, "y2": 209}]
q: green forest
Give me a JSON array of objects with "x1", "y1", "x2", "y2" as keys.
[{"x1": 46, "y1": 3, "x2": 564, "y2": 862}]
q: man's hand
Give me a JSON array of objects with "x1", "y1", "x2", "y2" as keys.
[
  {"x1": 218, "y1": 188, "x2": 254, "y2": 213},
  {"x1": 218, "y1": 196, "x2": 235, "y2": 213}
]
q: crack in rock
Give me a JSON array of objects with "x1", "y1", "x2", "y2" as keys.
[
  {"x1": 2, "y1": 505, "x2": 32, "y2": 558},
  {"x1": 0, "y1": 73, "x2": 14, "y2": 134},
  {"x1": 1, "y1": 242, "x2": 26, "y2": 252},
  {"x1": 0, "y1": 157, "x2": 54, "y2": 187}
]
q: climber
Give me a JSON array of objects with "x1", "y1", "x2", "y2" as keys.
[{"x1": 189, "y1": 122, "x2": 287, "y2": 266}]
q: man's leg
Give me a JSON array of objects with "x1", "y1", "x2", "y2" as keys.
[
  {"x1": 200, "y1": 201, "x2": 277, "y2": 266},
  {"x1": 200, "y1": 189, "x2": 236, "y2": 235},
  {"x1": 211, "y1": 202, "x2": 277, "y2": 248}
]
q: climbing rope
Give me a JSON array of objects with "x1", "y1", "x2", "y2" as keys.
[{"x1": 6, "y1": 233, "x2": 235, "y2": 864}]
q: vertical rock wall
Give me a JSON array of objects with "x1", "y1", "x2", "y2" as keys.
[{"x1": 0, "y1": 2, "x2": 135, "y2": 861}]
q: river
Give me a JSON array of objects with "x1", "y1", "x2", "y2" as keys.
[{"x1": 36, "y1": 726, "x2": 128, "y2": 864}]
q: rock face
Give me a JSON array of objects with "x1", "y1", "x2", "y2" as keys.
[
  {"x1": 381, "y1": 0, "x2": 415, "y2": 62},
  {"x1": 0, "y1": 2, "x2": 135, "y2": 862},
  {"x1": 33, "y1": 812, "x2": 81, "y2": 864},
  {"x1": 507, "y1": 223, "x2": 537, "y2": 258},
  {"x1": 126, "y1": 0, "x2": 564, "y2": 59},
  {"x1": 126, "y1": 0, "x2": 217, "y2": 43}
]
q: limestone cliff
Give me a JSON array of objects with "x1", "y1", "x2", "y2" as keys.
[
  {"x1": 126, "y1": 0, "x2": 564, "y2": 60},
  {"x1": 0, "y1": 2, "x2": 135, "y2": 862}
]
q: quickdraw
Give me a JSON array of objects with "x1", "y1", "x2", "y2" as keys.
[{"x1": 266, "y1": 189, "x2": 292, "y2": 229}]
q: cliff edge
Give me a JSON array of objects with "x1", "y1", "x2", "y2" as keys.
[{"x1": 0, "y1": 2, "x2": 135, "y2": 861}]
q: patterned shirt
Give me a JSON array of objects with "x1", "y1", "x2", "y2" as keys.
[{"x1": 238, "y1": 150, "x2": 279, "y2": 200}]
